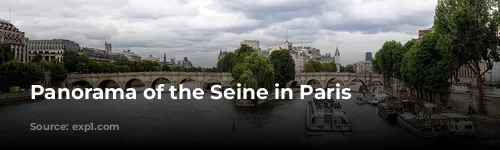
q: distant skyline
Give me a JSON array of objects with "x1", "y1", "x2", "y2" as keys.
[{"x1": 0, "y1": 0, "x2": 435, "y2": 67}]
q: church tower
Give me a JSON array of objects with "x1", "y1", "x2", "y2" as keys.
[
  {"x1": 105, "y1": 41, "x2": 112, "y2": 54},
  {"x1": 334, "y1": 46, "x2": 340, "y2": 72}
]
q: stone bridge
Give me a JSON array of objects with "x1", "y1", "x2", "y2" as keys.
[{"x1": 65, "y1": 72, "x2": 383, "y2": 89}]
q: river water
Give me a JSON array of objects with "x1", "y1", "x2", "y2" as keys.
[{"x1": 0, "y1": 82, "x2": 484, "y2": 148}]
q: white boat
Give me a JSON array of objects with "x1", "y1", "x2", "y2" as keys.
[
  {"x1": 439, "y1": 113, "x2": 476, "y2": 138},
  {"x1": 397, "y1": 112, "x2": 447, "y2": 138},
  {"x1": 306, "y1": 98, "x2": 352, "y2": 132},
  {"x1": 370, "y1": 93, "x2": 388, "y2": 106}
]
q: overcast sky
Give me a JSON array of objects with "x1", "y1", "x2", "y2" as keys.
[{"x1": 0, "y1": 0, "x2": 436, "y2": 67}]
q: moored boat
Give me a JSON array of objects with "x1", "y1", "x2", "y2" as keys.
[
  {"x1": 397, "y1": 113, "x2": 447, "y2": 138},
  {"x1": 306, "y1": 98, "x2": 352, "y2": 132},
  {"x1": 378, "y1": 102, "x2": 398, "y2": 120},
  {"x1": 439, "y1": 113, "x2": 476, "y2": 138}
]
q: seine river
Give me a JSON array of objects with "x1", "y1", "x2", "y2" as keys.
[{"x1": 0, "y1": 82, "x2": 484, "y2": 148}]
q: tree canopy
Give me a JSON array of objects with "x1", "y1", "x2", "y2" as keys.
[
  {"x1": 0, "y1": 42, "x2": 14, "y2": 63},
  {"x1": 432, "y1": 0, "x2": 500, "y2": 114},
  {"x1": 269, "y1": 50, "x2": 295, "y2": 88}
]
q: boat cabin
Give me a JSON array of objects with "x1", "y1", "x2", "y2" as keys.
[
  {"x1": 374, "y1": 94, "x2": 389, "y2": 101},
  {"x1": 396, "y1": 100, "x2": 416, "y2": 114},
  {"x1": 416, "y1": 102, "x2": 437, "y2": 118},
  {"x1": 307, "y1": 99, "x2": 351, "y2": 131},
  {"x1": 440, "y1": 113, "x2": 476, "y2": 136}
]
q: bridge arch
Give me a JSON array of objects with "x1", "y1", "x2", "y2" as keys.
[
  {"x1": 325, "y1": 78, "x2": 345, "y2": 88},
  {"x1": 204, "y1": 79, "x2": 222, "y2": 90},
  {"x1": 349, "y1": 78, "x2": 366, "y2": 86},
  {"x1": 151, "y1": 77, "x2": 171, "y2": 89},
  {"x1": 71, "y1": 80, "x2": 94, "y2": 88},
  {"x1": 98, "y1": 79, "x2": 119, "y2": 89},
  {"x1": 306, "y1": 79, "x2": 322, "y2": 88},
  {"x1": 125, "y1": 78, "x2": 146, "y2": 89}
]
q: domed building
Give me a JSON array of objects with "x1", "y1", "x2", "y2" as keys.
[{"x1": 0, "y1": 20, "x2": 29, "y2": 62}]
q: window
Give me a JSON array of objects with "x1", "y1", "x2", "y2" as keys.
[{"x1": 465, "y1": 125, "x2": 472, "y2": 129}]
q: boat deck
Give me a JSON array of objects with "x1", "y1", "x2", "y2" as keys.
[{"x1": 306, "y1": 99, "x2": 351, "y2": 132}]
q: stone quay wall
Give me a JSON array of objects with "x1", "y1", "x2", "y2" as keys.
[{"x1": 447, "y1": 86, "x2": 500, "y2": 117}]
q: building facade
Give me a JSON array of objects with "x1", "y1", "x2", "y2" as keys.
[
  {"x1": 161, "y1": 55, "x2": 194, "y2": 67},
  {"x1": 121, "y1": 50, "x2": 141, "y2": 61},
  {"x1": 365, "y1": 52, "x2": 373, "y2": 61},
  {"x1": 418, "y1": 28, "x2": 432, "y2": 39},
  {"x1": 28, "y1": 39, "x2": 80, "y2": 61},
  {"x1": 455, "y1": 63, "x2": 486, "y2": 86},
  {"x1": 485, "y1": 62, "x2": 500, "y2": 84},
  {"x1": 268, "y1": 41, "x2": 292, "y2": 54},
  {"x1": 290, "y1": 50, "x2": 305, "y2": 73},
  {"x1": 355, "y1": 61, "x2": 373, "y2": 74},
  {"x1": 143, "y1": 54, "x2": 160, "y2": 62},
  {"x1": 0, "y1": 20, "x2": 29, "y2": 62},
  {"x1": 240, "y1": 40, "x2": 261, "y2": 54}
]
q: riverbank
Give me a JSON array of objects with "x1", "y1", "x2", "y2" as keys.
[
  {"x1": 0, "y1": 92, "x2": 44, "y2": 104},
  {"x1": 388, "y1": 92, "x2": 500, "y2": 147}
]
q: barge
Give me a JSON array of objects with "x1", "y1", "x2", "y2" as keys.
[
  {"x1": 377, "y1": 102, "x2": 398, "y2": 120},
  {"x1": 306, "y1": 98, "x2": 352, "y2": 133}
]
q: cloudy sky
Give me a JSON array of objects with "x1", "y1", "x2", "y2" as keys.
[{"x1": 0, "y1": 0, "x2": 436, "y2": 67}]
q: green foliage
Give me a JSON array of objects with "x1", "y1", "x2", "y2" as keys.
[
  {"x1": 372, "y1": 57, "x2": 381, "y2": 74},
  {"x1": 303, "y1": 60, "x2": 336, "y2": 72},
  {"x1": 162, "y1": 64, "x2": 171, "y2": 71},
  {"x1": 31, "y1": 54, "x2": 42, "y2": 63},
  {"x1": 393, "y1": 40, "x2": 416, "y2": 79},
  {"x1": 225, "y1": 44, "x2": 276, "y2": 104},
  {"x1": 340, "y1": 64, "x2": 356, "y2": 73},
  {"x1": 217, "y1": 52, "x2": 236, "y2": 72},
  {"x1": 0, "y1": 42, "x2": 14, "y2": 63},
  {"x1": 0, "y1": 59, "x2": 45, "y2": 91},
  {"x1": 49, "y1": 61, "x2": 68, "y2": 87},
  {"x1": 235, "y1": 44, "x2": 256, "y2": 60},
  {"x1": 433, "y1": 0, "x2": 500, "y2": 114},
  {"x1": 376, "y1": 40, "x2": 403, "y2": 79},
  {"x1": 269, "y1": 50, "x2": 295, "y2": 87},
  {"x1": 232, "y1": 52, "x2": 275, "y2": 90}
]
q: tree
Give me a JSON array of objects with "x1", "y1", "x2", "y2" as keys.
[
  {"x1": 22, "y1": 62, "x2": 45, "y2": 88},
  {"x1": 31, "y1": 54, "x2": 43, "y2": 63},
  {"x1": 433, "y1": 0, "x2": 500, "y2": 114},
  {"x1": 235, "y1": 44, "x2": 256, "y2": 60},
  {"x1": 0, "y1": 42, "x2": 14, "y2": 63},
  {"x1": 372, "y1": 51, "x2": 382, "y2": 74},
  {"x1": 231, "y1": 52, "x2": 275, "y2": 105},
  {"x1": 269, "y1": 50, "x2": 295, "y2": 87},
  {"x1": 50, "y1": 61, "x2": 68, "y2": 87},
  {"x1": 217, "y1": 52, "x2": 236, "y2": 72},
  {"x1": 62, "y1": 50, "x2": 81, "y2": 72},
  {"x1": 0, "y1": 60, "x2": 45, "y2": 91},
  {"x1": 303, "y1": 60, "x2": 322, "y2": 72},
  {"x1": 340, "y1": 64, "x2": 355, "y2": 73},
  {"x1": 162, "y1": 64, "x2": 171, "y2": 71},
  {"x1": 375, "y1": 40, "x2": 403, "y2": 88},
  {"x1": 393, "y1": 40, "x2": 416, "y2": 80}
]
